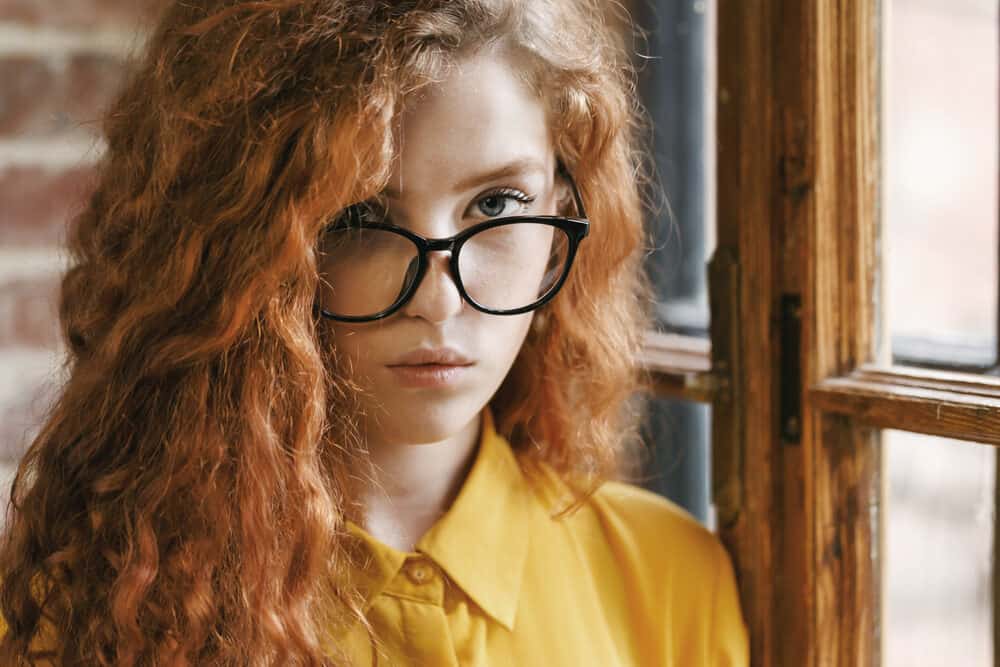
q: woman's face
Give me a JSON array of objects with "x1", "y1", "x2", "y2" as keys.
[{"x1": 323, "y1": 47, "x2": 564, "y2": 447}]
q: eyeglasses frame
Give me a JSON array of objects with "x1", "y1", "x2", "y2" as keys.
[{"x1": 315, "y1": 160, "x2": 590, "y2": 323}]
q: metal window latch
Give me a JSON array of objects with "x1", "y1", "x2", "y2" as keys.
[{"x1": 779, "y1": 294, "x2": 803, "y2": 444}]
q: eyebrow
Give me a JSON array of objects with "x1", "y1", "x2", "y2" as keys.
[{"x1": 382, "y1": 157, "x2": 548, "y2": 199}]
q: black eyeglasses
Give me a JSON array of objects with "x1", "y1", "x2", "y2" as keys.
[{"x1": 314, "y1": 161, "x2": 589, "y2": 323}]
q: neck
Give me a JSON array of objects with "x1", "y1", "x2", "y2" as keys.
[{"x1": 359, "y1": 410, "x2": 483, "y2": 552}]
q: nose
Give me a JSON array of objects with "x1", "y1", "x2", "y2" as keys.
[{"x1": 400, "y1": 249, "x2": 464, "y2": 323}]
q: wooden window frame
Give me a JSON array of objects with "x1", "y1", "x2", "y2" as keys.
[{"x1": 639, "y1": 1, "x2": 1000, "y2": 664}]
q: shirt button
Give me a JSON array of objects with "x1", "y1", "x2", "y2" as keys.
[{"x1": 406, "y1": 561, "x2": 434, "y2": 585}]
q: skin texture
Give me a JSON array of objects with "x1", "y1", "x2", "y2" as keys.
[{"x1": 326, "y1": 45, "x2": 566, "y2": 551}]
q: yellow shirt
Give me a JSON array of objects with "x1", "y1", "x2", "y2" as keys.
[
  {"x1": 328, "y1": 406, "x2": 750, "y2": 666},
  {"x1": 0, "y1": 408, "x2": 749, "y2": 666}
]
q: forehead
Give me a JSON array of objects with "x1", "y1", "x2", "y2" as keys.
[{"x1": 386, "y1": 48, "x2": 553, "y2": 197}]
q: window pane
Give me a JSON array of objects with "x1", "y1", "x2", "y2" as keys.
[
  {"x1": 885, "y1": 0, "x2": 998, "y2": 367},
  {"x1": 635, "y1": 0, "x2": 715, "y2": 335},
  {"x1": 883, "y1": 430, "x2": 994, "y2": 667},
  {"x1": 639, "y1": 397, "x2": 713, "y2": 529},
  {"x1": 629, "y1": 0, "x2": 716, "y2": 525}
]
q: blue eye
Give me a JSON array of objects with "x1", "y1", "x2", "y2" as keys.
[
  {"x1": 476, "y1": 188, "x2": 535, "y2": 218},
  {"x1": 478, "y1": 195, "x2": 508, "y2": 217}
]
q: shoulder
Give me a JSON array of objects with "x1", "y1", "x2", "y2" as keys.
[
  {"x1": 530, "y1": 472, "x2": 733, "y2": 593},
  {"x1": 583, "y1": 480, "x2": 737, "y2": 611},
  {"x1": 524, "y1": 470, "x2": 749, "y2": 664},
  {"x1": 590, "y1": 480, "x2": 705, "y2": 533},
  {"x1": 585, "y1": 481, "x2": 749, "y2": 665},
  {"x1": 587, "y1": 479, "x2": 724, "y2": 566},
  {"x1": 527, "y1": 464, "x2": 723, "y2": 565}
]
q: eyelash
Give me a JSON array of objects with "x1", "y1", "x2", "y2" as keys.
[
  {"x1": 476, "y1": 187, "x2": 536, "y2": 214},
  {"x1": 333, "y1": 187, "x2": 538, "y2": 229}
]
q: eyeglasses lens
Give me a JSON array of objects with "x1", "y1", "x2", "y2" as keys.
[{"x1": 317, "y1": 221, "x2": 570, "y2": 319}]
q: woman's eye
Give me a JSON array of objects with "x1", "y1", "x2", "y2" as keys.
[
  {"x1": 478, "y1": 195, "x2": 508, "y2": 217},
  {"x1": 475, "y1": 189, "x2": 535, "y2": 218}
]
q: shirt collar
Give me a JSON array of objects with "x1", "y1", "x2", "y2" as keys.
[{"x1": 343, "y1": 405, "x2": 536, "y2": 631}]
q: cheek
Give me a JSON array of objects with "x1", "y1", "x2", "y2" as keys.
[
  {"x1": 327, "y1": 325, "x2": 379, "y2": 377},
  {"x1": 486, "y1": 313, "x2": 534, "y2": 368}
]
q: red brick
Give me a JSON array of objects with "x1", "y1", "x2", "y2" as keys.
[
  {"x1": 0, "y1": 165, "x2": 97, "y2": 247},
  {"x1": 0, "y1": 53, "x2": 126, "y2": 138},
  {"x1": 0, "y1": 275, "x2": 62, "y2": 349},
  {"x1": 0, "y1": 0, "x2": 168, "y2": 30}
]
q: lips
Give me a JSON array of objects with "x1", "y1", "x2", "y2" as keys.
[
  {"x1": 386, "y1": 362, "x2": 472, "y2": 388},
  {"x1": 388, "y1": 347, "x2": 475, "y2": 367}
]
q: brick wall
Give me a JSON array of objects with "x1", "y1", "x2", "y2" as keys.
[{"x1": 0, "y1": 2, "x2": 165, "y2": 490}]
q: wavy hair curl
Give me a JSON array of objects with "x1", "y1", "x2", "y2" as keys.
[{"x1": 0, "y1": 0, "x2": 657, "y2": 664}]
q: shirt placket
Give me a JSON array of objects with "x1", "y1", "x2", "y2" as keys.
[{"x1": 366, "y1": 554, "x2": 459, "y2": 666}]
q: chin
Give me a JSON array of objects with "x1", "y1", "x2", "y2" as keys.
[{"x1": 370, "y1": 396, "x2": 483, "y2": 444}]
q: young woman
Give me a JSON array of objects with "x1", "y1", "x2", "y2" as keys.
[{"x1": 0, "y1": 1, "x2": 748, "y2": 665}]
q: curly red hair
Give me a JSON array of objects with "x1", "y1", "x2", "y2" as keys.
[{"x1": 0, "y1": 1, "x2": 657, "y2": 664}]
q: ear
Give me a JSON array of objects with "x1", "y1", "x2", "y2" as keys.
[
  {"x1": 553, "y1": 177, "x2": 573, "y2": 215},
  {"x1": 553, "y1": 157, "x2": 581, "y2": 217}
]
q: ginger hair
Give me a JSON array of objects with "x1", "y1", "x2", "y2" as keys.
[{"x1": 0, "y1": 1, "x2": 657, "y2": 664}]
